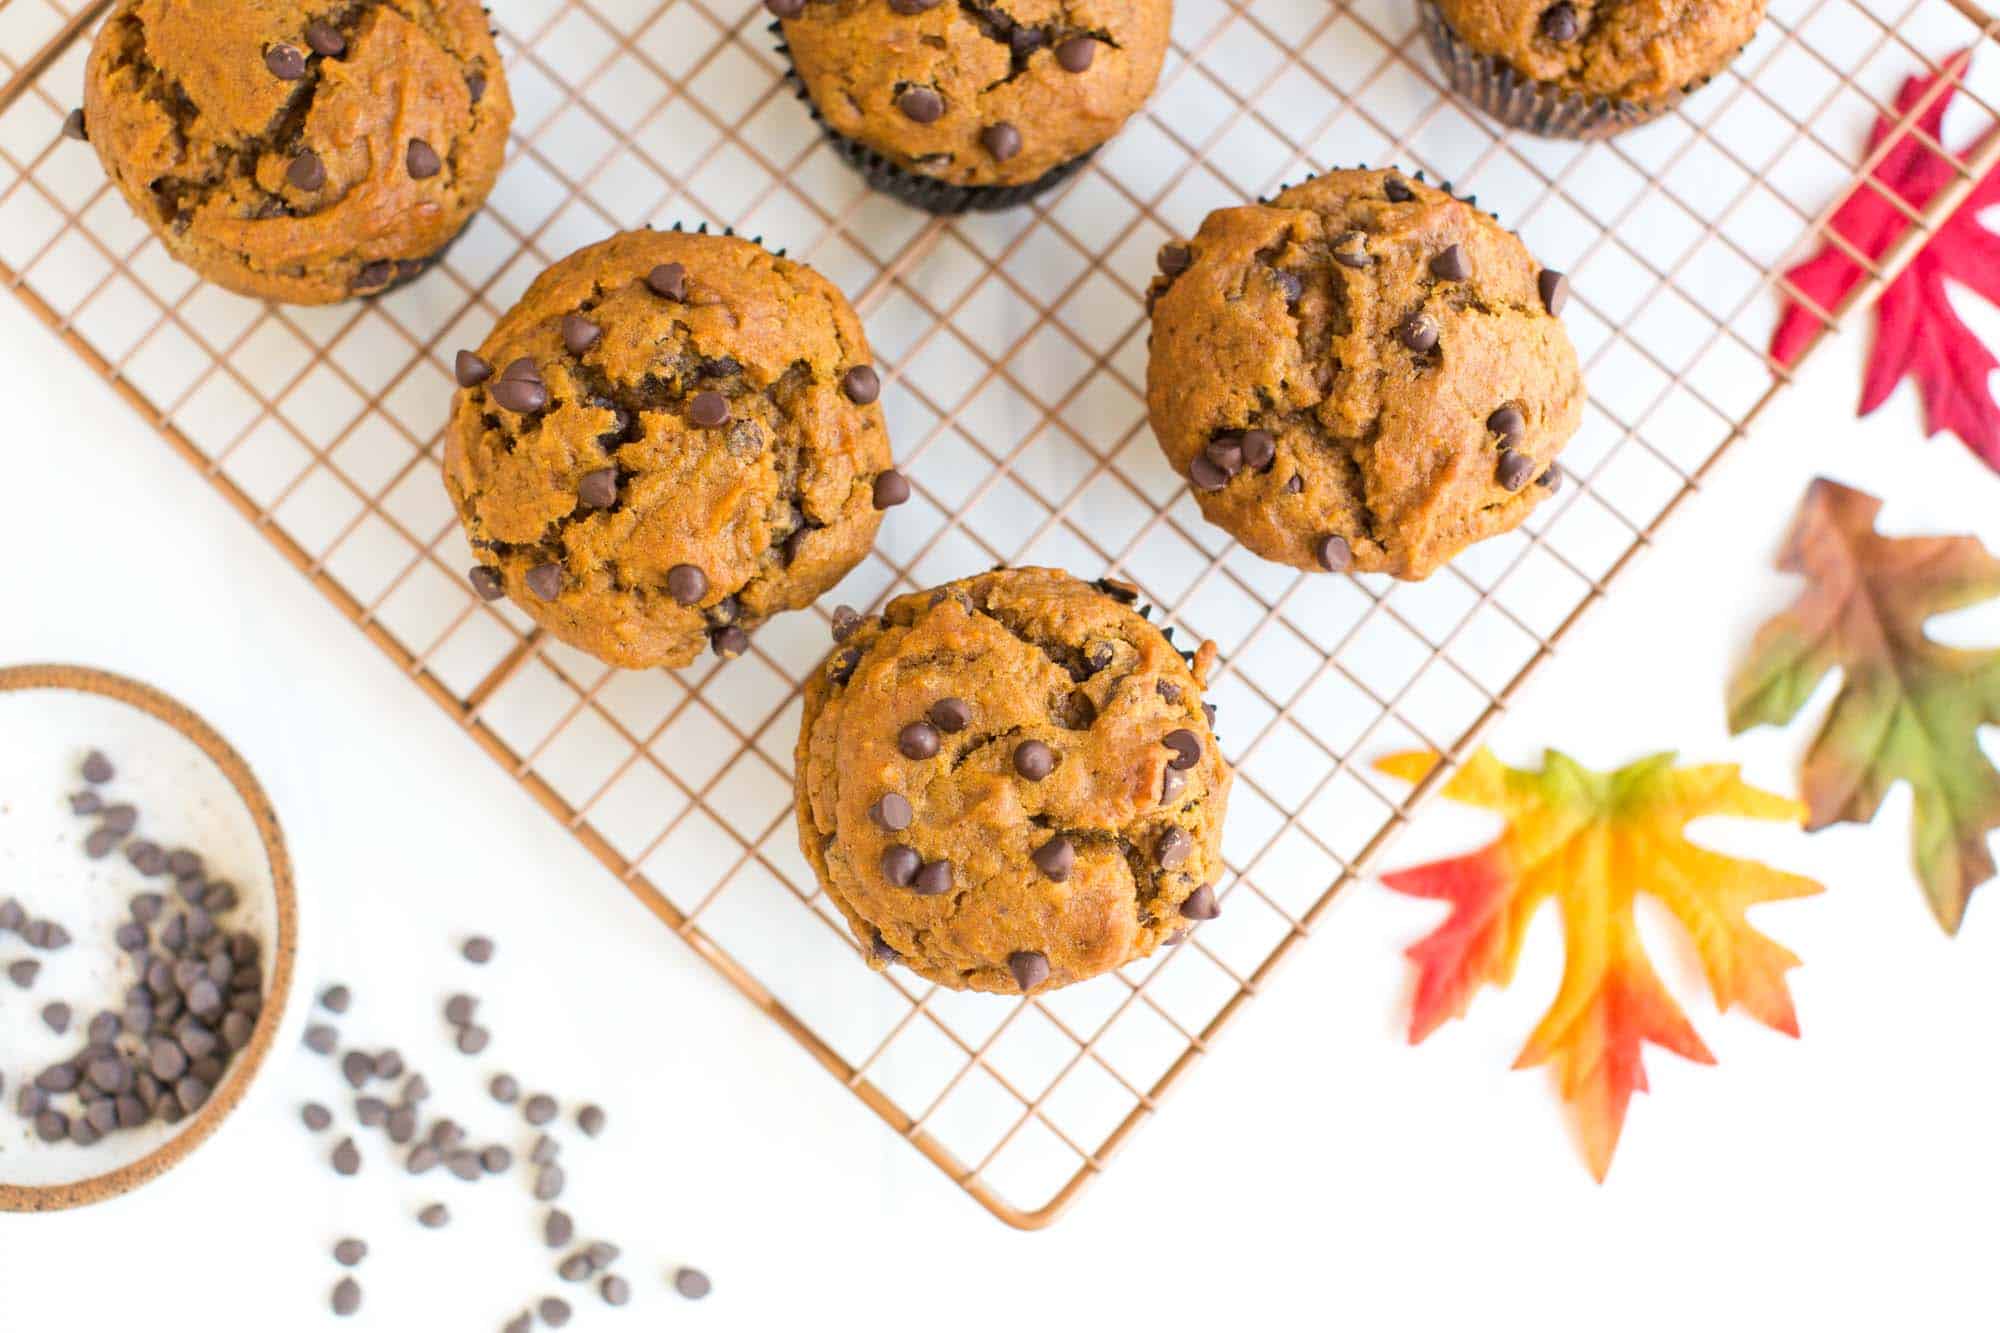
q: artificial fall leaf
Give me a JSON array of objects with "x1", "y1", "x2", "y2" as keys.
[
  {"x1": 1728, "y1": 478, "x2": 2000, "y2": 933},
  {"x1": 1376, "y1": 748, "x2": 1820, "y2": 1180},
  {"x1": 1769, "y1": 49, "x2": 2000, "y2": 472}
]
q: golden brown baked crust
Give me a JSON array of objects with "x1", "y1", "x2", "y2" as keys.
[
  {"x1": 1145, "y1": 168, "x2": 1584, "y2": 580},
  {"x1": 779, "y1": 0, "x2": 1170, "y2": 189},
  {"x1": 82, "y1": 0, "x2": 512, "y2": 305},
  {"x1": 1430, "y1": 0, "x2": 1766, "y2": 103},
  {"x1": 443, "y1": 230, "x2": 895, "y2": 671},
  {"x1": 795, "y1": 569, "x2": 1230, "y2": 995}
]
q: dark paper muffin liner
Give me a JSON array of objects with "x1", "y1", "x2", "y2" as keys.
[
  {"x1": 1420, "y1": 4, "x2": 1699, "y2": 141},
  {"x1": 771, "y1": 21, "x2": 1090, "y2": 215}
]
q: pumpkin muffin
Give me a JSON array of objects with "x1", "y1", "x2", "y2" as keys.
[
  {"x1": 768, "y1": 0, "x2": 1172, "y2": 212},
  {"x1": 1423, "y1": 0, "x2": 1768, "y2": 138},
  {"x1": 1145, "y1": 168, "x2": 1583, "y2": 580},
  {"x1": 78, "y1": 0, "x2": 512, "y2": 304},
  {"x1": 444, "y1": 228, "x2": 905, "y2": 670},
  {"x1": 795, "y1": 569, "x2": 1230, "y2": 996}
]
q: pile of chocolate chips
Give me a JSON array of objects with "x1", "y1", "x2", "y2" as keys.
[
  {"x1": 8, "y1": 751, "x2": 265, "y2": 1145},
  {"x1": 300, "y1": 942, "x2": 710, "y2": 1324}
]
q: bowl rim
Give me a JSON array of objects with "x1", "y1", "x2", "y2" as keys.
[{"x1": 0, "y1": 663, "x2": 297, "y2": 1213}]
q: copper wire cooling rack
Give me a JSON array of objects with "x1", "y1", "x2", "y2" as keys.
[{"x1": 5, "y1": 0, "x2": 1999, "y2": 1229}]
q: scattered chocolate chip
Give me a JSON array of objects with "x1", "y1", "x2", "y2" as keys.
[
  {"x1": 560, "y1": 1253, "x2": 594, "y2": 1282},
  {"x1": 602, "y1": 1275, "x2": 632, "y2": 1307},
  {"x1": 1332, "y1": 230, "x2": 1372, "y2": 269},
  {"x1": 265, "y1": 44, "x2": 306, "y2": 79},
  {"x1": 870, "y1": 793, "x2": 913, "y2": 831},
  {"x1": 545, "y1": 1209, "x2": 575, "y2": 1247},
  {"x1": 481, "y1": 1144, "x2": 513, "y2": 1172},
  {"x1": 1031, "y1": 836, "x2": 1074, "y2": 882},
  {"x1": 525, "y1": 564, "x2": 562, "y2": 600},
  {"x1": 897, "y1": 86, "x2": 944, "y2": 122},
  {"x1": 1384, "y1": 175, "x2": 1414, "y2": 202},
  {"x1": 84, "y1": 827, "x2": 120, "y2": 858},
  {"x1": 356, "y1": 1096, "x2": 388, "y2": 1128},
  {"x1": 418, "y1": 1202, "x2": 450, "y2": 1228},
  {"x1": 406, "y1": 1143, "x2": 440, "y2": 1174},
  {"x1": 1538, "y1": 465, "x2": 1564, "y2": 494},
  {"x1": 334, "y1": 1238, "x2": 366, "y2": 1266},
  {"x1": 305, "y1": 1024, "x2": 338, "y2": 1055},
  {"x1": 61, "y1": 108, "x2": 88, "y2": 142},
  {"x1": 1315, "y1": 533, "x2": 1352, "y2": 572},
  {"x1": 830, "y1": 365, "x2": 883, "y2": 411},
  {"x1": 491, "y1": 358, "x2": 548, "y2": 414},
  {"x1": 41, "y1": 1002, "x2": 70, "y2": 1034},
  {"x1": 647, "y1": 263, "x2": 688, "y2": 300},
  {"x1": 540, "y1": 1298, "x2": 572, "y2": 1327},
  {"x1": 928, "y1": 698, "x2": 969, "y2": 733},
  {"x1": 881, "y1": 846, "x2": 921, "y2": 888},
  {"x1": 980, "y1": 122, "x2": 1022, "y2": 161},
  {"x1": 1496, "y1": 448, "x2": 1535, "y2": 492},
  {"x1": 1055, "y1": 35, "x2": 1096, "y2": 71},
  {"x1": 1430, "y1": 244, "x2": 1470, "y2": 282},
  {"x1": 69, "y1": 791, "x2": 102, "y2": 815},
  {"x1": 287, "y1": 149, "x2": 325, "y2": 192},
  {"x1": 306, "y1": 20, "x2": 347, "y2": 56},
  {"x1": 535, "y1": 1164, "x2": 566, "y2": 1201},
  {"x1": 1181, "y1": 883, "x2": 1220, "y2": 919},
  {"x1": 688, "y1": 390, "x2": 730, "y2": 427},
  {"x1": 873, "y1": 470, "x2": 911, "y2": 509},
  {"x1": 82, "y1": 750, "x2": 113, "y2": 783},
  {"x1": 331, "y1": 1277, "x2": 361, "y2": 1317},
  {"x1": 1541, "y1": 1, "x2": 1581, "y2": 41},
  {"x1": 457, "y1": 1025, "x2": 490, "y2": 1055},
  {"x1": 341, "y1": 1050, "x2": 372, "y2": 1088},
  {"x1": 1538, "y1": 268, "x2": 1569, "y2": 316},
  {"x1": 453, "y1": 350, "x2": 493, "y2": 387},
  {"x1": 1274, "y1": 269, "x2": 1304, "y2": 303},
  {"x1": 711, "y1": 625, "x2": 750, "y2": 659},
  {"x1": 7, "y1": 959, "x2": 39, "y2": 988},
  {"x1": 524, "y1": 1093, "x2": 558, "y2": 1126},
  {"x1": 104, "y1": 804, "x2": 137, "y2": 835},
  {"x1": 1239, "y1": 429, "x2": 1276, "y2": 470},
  {"x1": 463, "y1": 936, "x2": 495, "y2": 964},
  {"x1": 562, "y1": 313, "x2": 602, "y2": 355},
  {"x1": 1007, "y1": 951, "x2": 1050, "y2": 992},
  {"x1": 332, "y1": 1137, "x2": 361, "y2": 1175},
  {"x1": 406, "y1": 139, "x2": 441, "y2": 180},
  {"x1": 1400, "y1": 312, "x2": 1439, "y2": 352},
  {"x1": 1156, "y1": 826, "x2": 1192, "y2": 869},
  {"x1": 913, "y1": 861, "x2": 953, "y2": 896},
  {"x1": 1013, "y1": 739, "x2": 1056, "y2": 780},
  {"x1": 1487, "y1": 405, "x2": 1525, "y2": 443}
]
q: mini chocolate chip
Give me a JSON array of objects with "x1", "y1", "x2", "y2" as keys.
[
  {"x1": 981, "y1": 122, "x2": 1022, "y2": 161},
  {"x1": 406, "y1": 139, "x2": 441, "y2": 179},
  {"x1": 870, "y1": 793, "x2": 913, "y2": 831},
  {"x1": 355, "y1": 260, "x2": 392, "y2": 288},
  {"x1": 841, "y1": 364, "x2": 881, "y2": 405},
  {"x1": 1400, "y1": 312, "x2": 1439, "y2": 352},
  {"x1": 305, "y1": 1024, "x2": 337, "y2": 1055},
  {"x1": 468, "y1": 565, "x2": 504, "y2": 601},
  {"x1": 1487, "y1": 405, "x2": 1525, "y2": 442},
  {"x1": 647, "y1": 263, "x2": 688, "y2": 300},
  {"x1": 666, "y1": 564, "x2": 708, "y2": 605},
  {"x1": 306, "y1": 20, "x2": 347, "y2": 55},
  {"x1": 688, "y1": 390, "x2": 730, "y2": 427},
  {"x1": 881, "y1": 845, "x2": 921, "y2": 887},
  {"x1": 766, "y1": 0, "x2": 806, "y2": 14},
  {"x1": 7, "y1": 959, "x2": 37, "y2": 989},
  {"x1": 1031, "y1": 836, "x2": 1074, "y2": 882},
  {"x1": 1013, "y1": 739, "x2": 1056, "y2": 780},
  {"x1": 928, "y1": 698, "x2": 969, "y2": 732},
  {"x1": 544, "y1": 1208, "x2": 574, "y2": 1247},
  {"x1": 899, "y1": 721, "x2": 941, "y2": 759},
  {"x1": 1239, "y1": 429, "x2": 1276, "y2": 470},
  {"x1": 872, "y1": 470, "x2": 911, "y2": 508},
  {"x1": 577, "y1": 1104, "x2": 606, "y2": 1137},
  {"x1": 540, "y1": 1298, "x2": 572, "y2": 1326},
  {"x1": 1541, "y1": 1, "x2": 1581, "y2": 40},
  {"x1": 897, "y1": 86, "x2": 944, "y2": 122},
  {"x1": 491, "y1": 358, "x2": 548, "y2": 413},
  {"x1": 61, "y1": 109, "x2": 88, "y2": 142},
  {"x1": 103, "y1": 805, "x2": 136, "y2": 834},
  {"x1": 870, "y1": 933, "x2": 900, "y2": 964},
  {"x1": 321, "y1": 984, "x2": 351, "y2": 1014},
  {"x1": 332, "y1": 1137, "x2": 361, "y2": 1175},
  {"x1": 1315, "y1": 533, "x2": 1352, "y2": 572},
  {"x1": 562, "y1": 313, "x2": 602, "y2": 354},
  {"x1": 1163, "y1": 729, "x2": 1201, "y2": 769},
  {"x1": 1538, "y1": 465, "x2": 1564, "y2": 494},
  {"x1": 711, "y1": 625, "x2": 750, "y2": 658},
  {"x1": 1158, "y1": 242, "x2": 1191, "y2": 275},
  {"x1": 602, "y1": 1276, "x2": 632, "y2": 1307},
  {"x1": 535, "y1": 1164, "x2": 567, "y2": 1201},
  {"x1": 577, "y1": 468, "x2": 618, "y2": 510},
  {"x1": 42, "y1": 1002, "x2": 70, "y2": 1034},
  {"x1": 1157, "y1": 826, "x2": 1192, "y2": 869},
  {"x1": 287, "y1": 149, "x2": 325, "y2": 191},
  {"x1": 913, "y1": 861, "x2": 953, "y2": 896},
  {"x1": 1275, "y1": 269, "x2": 1304, "y2": 303},
  {"x1": 1332, "y1": 231, "x2": 1372, "y2": 269},
  {"x1": 525, "y1": 564, "x2": 563, "y2": 600},
  {"x1": 1288, "y1": 469, "x2": 1308, "y2": 491},
  {"x1": 334, "y1": 1238, "x2": 366, "y2": 1266},
  {"x1": 1430, "y1": 244, "x2": 1470, "y2": 282},
  {"x1": 1008, "y1": 951, "x2": 1050, "y2": 992},
  {"x1": 454, "y1": 350, "x2": 492, "y2": 386},
  {"x1": 1384, "y1": 175, "x2": 1414, "y2": 202},
  {"x1": 1182, "y1": 883, "x2": 1220, "y2": 919},
  {"x1": 1496, "y1": 448, "x2": 1536, "y2": 492},
  {"x1": 265, "y1": 44, "x2": 306, "y2": 79},
  {"x1": 332, "y1": 1278, "x2": 362, "y2": 1318},
  {"x1": 1055, "y1": 35, "x2": 1096, "y2": 71},
  {"x1": 1189, "y1": 455, "x2": 1229, "y2": 492},
  {"x1": 1539, "y1": 268, "x2": 1569, "y2": 316},
  {"x1": 70, "y1": 791, "x2": 102, "y2": 815},
  {"x1": 419, "y1": 1202, "x2": 450, "y2": 1228}
]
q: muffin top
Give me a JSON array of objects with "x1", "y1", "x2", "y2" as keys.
[
  {"x1": 1145, "y1": 168, "x2": 1583, "y2": 580},
  {"x1": 1432, "y1": 0, "x2": 1767, "y2": 103},
  {"x1": 795, "y1": 569, "x2": 1230, "y2": 995},
  {"x1": 775, "y1": 0, "x2": 1171, "y2": 189},
  {"x1": 444, "y1": 229, "x2": 897, "y2": 670},
  {"x1": 82, "y1": 0, "x2": 512, "y2": 304}
]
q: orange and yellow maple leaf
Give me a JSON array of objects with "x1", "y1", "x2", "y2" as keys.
[{"x1": 1376, "y1": 749, "x2": 1822, "y2": 1180}]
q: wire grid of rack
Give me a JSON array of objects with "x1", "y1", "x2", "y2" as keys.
[{"x1": 4, "y1": 0, "x2": 1999, "y2": 1229}]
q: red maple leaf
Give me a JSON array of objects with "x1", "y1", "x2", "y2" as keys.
[{"x1": 1771, "y1": 49, "x2": 2000, "y2": 470}]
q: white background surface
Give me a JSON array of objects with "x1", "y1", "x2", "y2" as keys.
[{"x1": 4, "y1": 201, "x2": 2000, "y2": 1333}]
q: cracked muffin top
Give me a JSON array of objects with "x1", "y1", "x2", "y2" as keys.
[
  {"x1": 1431, "y1": 0, "x2": 1767, "y2": 104},
  {"x1": 444, "y1": 229, "x2": 901, "y2": 671},
  {"x1": 1145, "y1": 168, "x2": 1584, "y2": 580},
  {"x1": 82, "y1": 0, "x2": 512, "y2": 305},
  {"x1": 772, "y1": 0, "x2": 1172, "y2": 190},
  {"x1": 795, "y1": 568, "x2": 1231, "y2": 996}
]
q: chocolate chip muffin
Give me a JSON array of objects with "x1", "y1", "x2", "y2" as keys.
[
  {"x1": 769, "y1": 0, "x2": 1171, "y2": 212},
  {"x1": 1424, "y1": 0, "x2": 1767, "y2": 138},
  {"x1": 444, "y1": 228, "x2": 903, "y2": 670},
  {"x1": 79, "y1": 0, "x2": 512, "y2": 304},
  {"x1": 796, "y1": 569, "x2": 1230, "y2": 996},
  {"x1": 1145, "y1": 168, "x2": 1583, "y2": 580}
]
